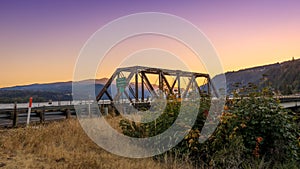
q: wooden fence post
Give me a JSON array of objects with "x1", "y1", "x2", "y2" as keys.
[
  {"x1": 40, "y1": 106, "x2": 45, "y2": 123},
  {"x1": 65, "y1": 109, "x2": 71, "y2": 119},
  {"x1": 12, "y1": 102, "x2": 18, "y2": 127}
]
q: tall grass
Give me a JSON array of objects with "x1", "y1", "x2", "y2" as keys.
[
  {"x1": 1, "y1": 115, "x2": 298, "y2": 168},
  {"x1": 0, "y1": 118, "x2": 194, "y2": 169}
]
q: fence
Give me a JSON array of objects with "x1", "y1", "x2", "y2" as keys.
[{"x1": 0, "y1": 103, "x2": 116, "y2": 128}]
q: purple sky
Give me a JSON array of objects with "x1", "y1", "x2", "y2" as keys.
[{"x1": 0, "y1": 0, "x2": 299, "y2": 87}]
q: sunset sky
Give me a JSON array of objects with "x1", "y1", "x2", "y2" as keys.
[{"x1": 1, "y1": 0, "x2": 299, "y2": 88}]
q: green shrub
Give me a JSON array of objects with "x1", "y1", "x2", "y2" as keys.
[
  {"x1": 119, "y1": 87, "x2": 300, "y2": 167},
  {"x1": 224, "y1": 90, "x2": 299, "y2": 162}
]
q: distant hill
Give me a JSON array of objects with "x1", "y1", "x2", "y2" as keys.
[
  {"x1": 213, "y1": 58, "x2": 300, "y2": 95},
  {"x1": 0, "y1": 79, "x2": 107, "y2": 103},
  {"x1": 265, "y1": 59, "x2": 300, "y2": 94},
  {"x1": 1, "y1": 58, "x2": 299, "y2": 103},
  {"x1": 1, "y1": 78, "x2": 108, "y2": 92},
  {"x1": 2, "y1": 81, "x2": 73, "y2": 93}
]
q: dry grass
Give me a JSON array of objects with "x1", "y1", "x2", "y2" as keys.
[{"x1": 0, "y1": 118, "x2": 194, "y2": 169}]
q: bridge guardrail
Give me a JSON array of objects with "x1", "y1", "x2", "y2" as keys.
[{"x1": 0, "y1": 103, "x2": 117, "y2": 128}]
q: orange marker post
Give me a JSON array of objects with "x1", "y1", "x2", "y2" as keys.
[{"x1": 26, "y1": 97, "x2": 33, "y2": 127}]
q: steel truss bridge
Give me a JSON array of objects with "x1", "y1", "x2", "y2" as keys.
[{"x1": 96, "y1": 66, "x2": 218, "y2": 113}]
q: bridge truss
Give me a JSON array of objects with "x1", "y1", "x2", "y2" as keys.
[{"x1": 96, "y1": 66, "x2": 218, "y2": 110}]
